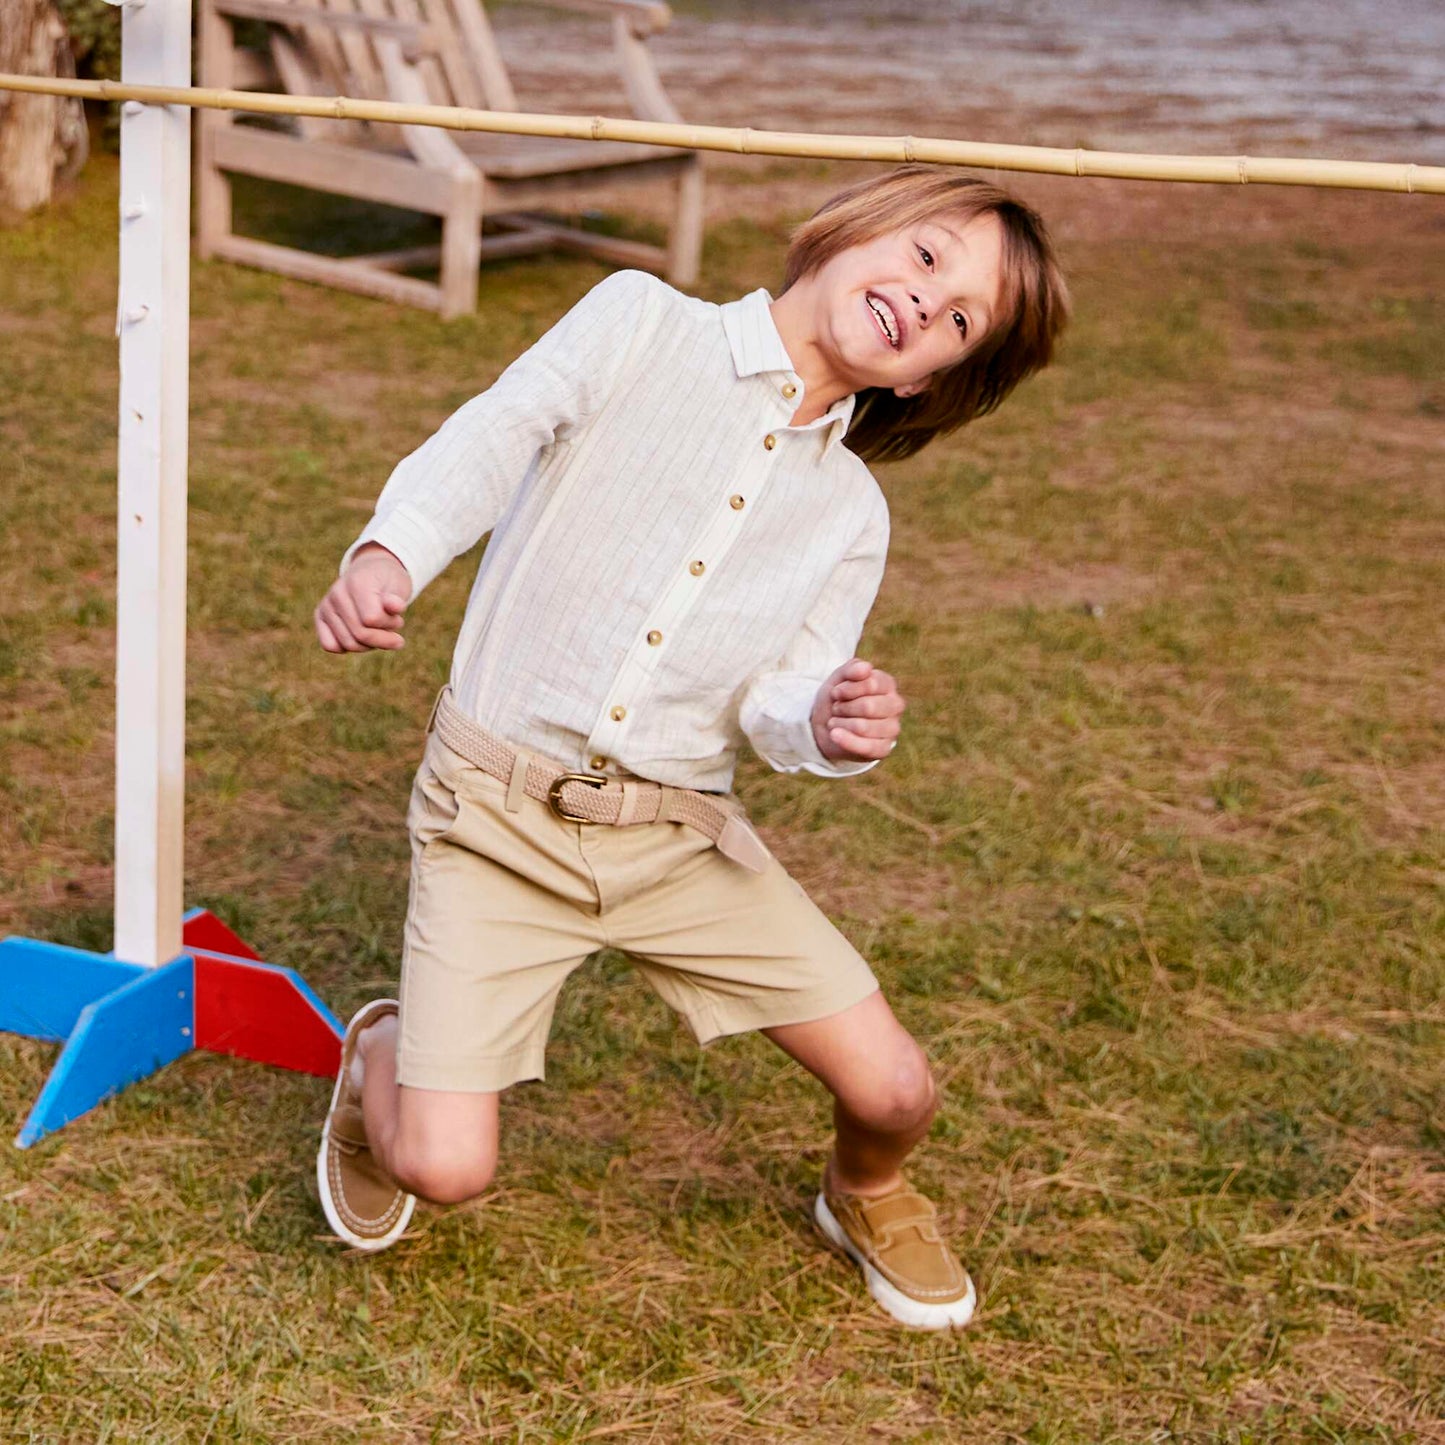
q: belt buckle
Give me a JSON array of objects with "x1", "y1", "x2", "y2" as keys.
[{"x1": 547, "y1": 771, "x2": 608, "y2": 823}]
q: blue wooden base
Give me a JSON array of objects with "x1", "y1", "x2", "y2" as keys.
[
  {"x1": 0, "y1": 939, "x2": 194, "y2": 1147},
  {"x1": 0, "y1": 915, "x2": 343, "y2": 1148},
  {"x1": 0, "y1": 938, "x2": 149, "y2": 1042}
]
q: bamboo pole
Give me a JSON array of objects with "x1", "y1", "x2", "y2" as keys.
[{"x1": 0, "y1": 72, "x2": 1441, "y2": 195}]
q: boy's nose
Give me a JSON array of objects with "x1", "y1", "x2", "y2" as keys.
[{"x1": 910, "y1": 292, "x2": 929, "y2": 325}]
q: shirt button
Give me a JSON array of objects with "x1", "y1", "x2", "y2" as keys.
[
  {"x1": 763, "y1": 433, "x2": 777, "y2": 451},
  {"x1": 610, "y1": 705, "x2": 626, "y2": 722},
  {"x1": 646, "y1": 629, "x2": 663, "y2": 646},
  {"x1": 729, "y1": 494, "x2": 745, "y2": 511},
  {"x1": 689, "y1": 559, "x2": 705, "y2": 576},
  {"x1": 590, "y1": 755, "x2": 607, "y2": 771},
  {"x1": 781, "y1": 382, "x2": 797, "y2": 400}
]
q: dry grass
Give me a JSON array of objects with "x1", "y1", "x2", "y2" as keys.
[{"x1": 0, "y1": 157, "x2": 1442, "y2": 1442}]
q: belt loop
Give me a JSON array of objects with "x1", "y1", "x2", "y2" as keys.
[
  {"x1": 426, "y1": 685, "x2": 449, "y2": 735},
  {"x1": 615, "y1": 779, "x2": 640, "y2": 827},
  {"x1": 505, "y1": 749, "x2": 532, "y2": 814}
]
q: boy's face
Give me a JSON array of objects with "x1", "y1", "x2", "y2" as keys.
[{"x1": 807, "y1": 210, "x2": 1007, "y2": 398}]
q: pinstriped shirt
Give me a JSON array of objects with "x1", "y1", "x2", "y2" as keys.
[{"x1": 345, "y1": 270, "x2": 890, "y2": 792}]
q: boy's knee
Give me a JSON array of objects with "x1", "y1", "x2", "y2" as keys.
[
  {"x1": 892, "y1": 1049, "x2": 938, "y2": 1128},
  {"x1": 852, "y1": 1045, "x2": 937, "y2": 1134},
  {"x1": 388, "y1": 1138, "x2": 496, "y2": 1206}
]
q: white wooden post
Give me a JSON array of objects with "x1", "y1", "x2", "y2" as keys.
[{"x1": 112, "y1": 0, "x2": 193, "y2": 968}]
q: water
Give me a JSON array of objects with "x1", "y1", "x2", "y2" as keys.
[{"x1": 499, "y1": 0, "x2": 1445, "y2": 165}]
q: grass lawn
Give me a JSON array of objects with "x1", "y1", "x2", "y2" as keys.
[{"x1": 0, "y1": 156, "x2": 1442, "y2": 1441}]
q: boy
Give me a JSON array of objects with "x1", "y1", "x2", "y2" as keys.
[{"x1": 313, "y1": 166, "x2": 1068, "y2": 1329}]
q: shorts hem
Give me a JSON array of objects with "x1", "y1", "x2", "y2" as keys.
[
  {"x1": 397, "y1": 1042, "x2": 546, "y2": 1094},
  {"x1": 686, "y1": 974, "x2": 881, "y2": 1047}
]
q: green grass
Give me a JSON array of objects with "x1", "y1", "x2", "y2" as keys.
[{"x1": 1, "y1": 161, "x2": 1443, "y2": 1441}]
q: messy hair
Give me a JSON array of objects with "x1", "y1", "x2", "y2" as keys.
[{"x1": 782, "y1": 166, "x2": 1070, "y2": 464}]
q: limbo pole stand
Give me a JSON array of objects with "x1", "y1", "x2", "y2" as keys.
[{"x1": 0, "y1": 0, "x2": 340, "y2": 1149}]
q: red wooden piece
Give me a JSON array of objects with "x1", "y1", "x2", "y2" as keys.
[
  {"x1": 182, "y1": 909, "x2": 262, "y2": 961},
  {"x1": 183, "y1": 911, "x2": 341, "y2": 1078}
]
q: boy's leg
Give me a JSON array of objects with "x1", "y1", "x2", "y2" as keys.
[
  {"x1": 762, "y1": 990, "x2": 935, "y2": 1196},
  {"x1": 315, "y1": 732, "x2": 605, "y2": 1247},
  {"x1": 765, "y1": 992, "x2": 976, "y2": 1330},
  {"x1": 565, "y1": 806, "x2": 972, "y2": 1324},
  {"x1": 358, "y1": 1010, "x2": 499, "y2": 1205},
  {"x1": 317, "y1": 1002, "x2": 500, "y2": 1252}
]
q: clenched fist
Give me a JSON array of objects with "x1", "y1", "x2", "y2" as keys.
[
  {"x1": 314, "y1": 544, "x2": 413, "y2": 653},
  {"x1": 811, "y1": 658, "x2": 906, "y2": 763}
]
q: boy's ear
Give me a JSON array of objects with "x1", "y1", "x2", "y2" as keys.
[{"x1": 892, "y1": 376, "x2": 932, "y2": 399}]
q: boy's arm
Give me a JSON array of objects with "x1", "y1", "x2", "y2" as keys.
[
  {"x1": 339, "y1": 269, "x2": 664, "y2": 601},
  {"x1": 738, "y1": 508, "x2": 894, "y2": 778}
]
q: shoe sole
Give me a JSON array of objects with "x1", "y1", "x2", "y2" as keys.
[
  {"x1": 317, "y1": 999, "x2": 416, "y2": 1253},
  {"x1": 814, "y1": 1193, "x2": 977, "y2": 1330}
]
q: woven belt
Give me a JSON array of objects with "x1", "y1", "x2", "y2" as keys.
[{"x1": 430, "y1": 690, "x2": 770, "y2": 874}]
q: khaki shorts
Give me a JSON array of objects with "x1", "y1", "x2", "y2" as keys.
[{"x1": 396, "y1": 732, "x2": 879, "y2": 1093}]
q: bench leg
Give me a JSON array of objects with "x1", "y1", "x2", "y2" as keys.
[
  {"x1": 666, "y1": 158, "x2": 704, "y2": 287},
  {"x1": 439, "y1": 168, "x2": 484, "y2": 320},
  {"x1": 194, "y1": 113, "x2": 232, "y2": 262}
]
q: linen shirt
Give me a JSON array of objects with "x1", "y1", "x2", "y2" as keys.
[{"x1": 345, "y1": 270, "x2": 890, "y2": 793}]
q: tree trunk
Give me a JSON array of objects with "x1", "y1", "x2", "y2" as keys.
[{"x1": 0, "y1": 0, "x2": 89, "y2": 222}]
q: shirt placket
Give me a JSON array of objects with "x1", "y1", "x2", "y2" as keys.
[{"x1": 581, "y1": 381, "x2": 799, "y2": 771}]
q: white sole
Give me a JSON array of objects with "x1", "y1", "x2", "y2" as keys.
[
  {"x1": 316, "y1": 1000, "x2": 416, "y2": 1253},
  {"x1": 814, "y1": 1193, "x2": 977, "y2": 1330}
]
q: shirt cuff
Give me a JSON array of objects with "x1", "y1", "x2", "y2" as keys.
[
  {"x1": 740, "y1": 673, "x2": 879, "y2": 779},
  {"x1": 340, "y1": 503, "x2": 451, "y2": 597}
]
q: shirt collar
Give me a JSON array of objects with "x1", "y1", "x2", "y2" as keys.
[{"x1": 720, "y1": 288, "x2": 857, "y2": 456}]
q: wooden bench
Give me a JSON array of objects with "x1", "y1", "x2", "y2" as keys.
[{"x1": 196, "y1": 0, "x2": 703, "y2": 318}]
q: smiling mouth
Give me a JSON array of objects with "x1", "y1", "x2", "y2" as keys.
[{"x1": 866, "y1": 293, "x2": 901, "y2": 350}]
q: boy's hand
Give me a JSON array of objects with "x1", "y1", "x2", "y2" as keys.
[
  {"x1": 811, "y1": 658, "x2": 906, "y2": 763},
  {"x1": 314, "y1": 544, "x2": 413, "y2": 653}
]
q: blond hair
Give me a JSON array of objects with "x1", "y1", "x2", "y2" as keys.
[{"x1": 782, "y1": 167, "x2": 1070, "y2": 464}]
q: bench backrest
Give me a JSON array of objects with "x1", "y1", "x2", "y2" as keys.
[{"x1": 252, "y1": 0, "x2": 520, "y2": 113}]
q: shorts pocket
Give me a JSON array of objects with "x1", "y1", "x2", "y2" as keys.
[
  {"x1": 454, "y1": 767, "x2": 510, "y2": 806},
  {"x1": 407, "y1": 760, "x2": 463, "y2": 849}
]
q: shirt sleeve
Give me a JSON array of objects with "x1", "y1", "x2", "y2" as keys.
[
  {"x1": 340, "y1": 269, "x2": 663, "y2": 596},
  {"x1": 738, "y1": 496, "x2": 890, "y2": 779}
]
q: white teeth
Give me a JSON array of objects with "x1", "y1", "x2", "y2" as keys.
[{"x1": 868, "y1": 295, "x2": 899, "y2": 347}]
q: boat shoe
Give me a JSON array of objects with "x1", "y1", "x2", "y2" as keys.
[
  {"x1": 815, "y1": 1173, "x2": 977, "y2": 1329},
  {"x1": 316, "y1": 999, "x2": 415, "y2": 1251}
]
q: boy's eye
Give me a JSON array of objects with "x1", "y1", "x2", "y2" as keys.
[
  {"x1": 917, "y1": 244, "x2": 934, "y2": 268},
  {"x1": 952, "y1": 310, "x2": 968, "y2": 339}
]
